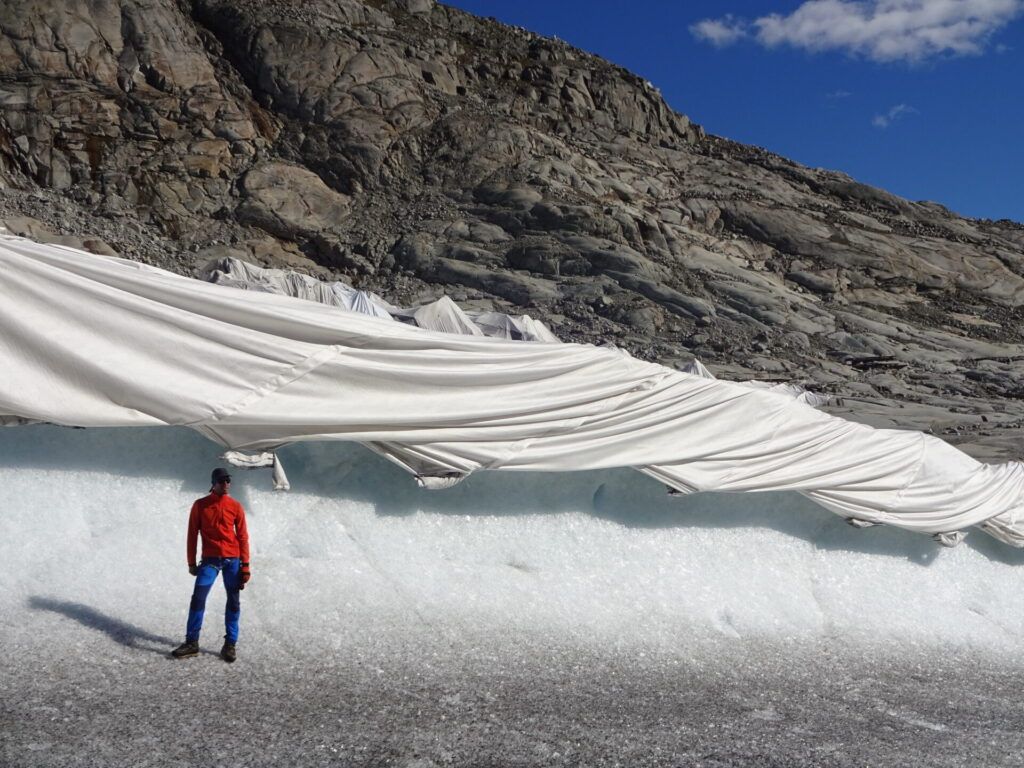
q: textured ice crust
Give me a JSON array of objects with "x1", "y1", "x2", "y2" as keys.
[{"x1": 2, "y1": 424, "x2": 1023, "y2": 657}]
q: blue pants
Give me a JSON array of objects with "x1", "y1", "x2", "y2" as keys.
[{"x1": 186, "y1": 557, "x2": 241, "y2": 644}]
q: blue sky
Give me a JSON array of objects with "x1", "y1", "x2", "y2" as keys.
[{"x1": 447, "y1": 1, "x2": 1023, "y2": 223}]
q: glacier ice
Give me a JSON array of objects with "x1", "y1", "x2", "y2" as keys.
[{"x1": 2, "y1": 424, "x2": 1024, "y2": 658}]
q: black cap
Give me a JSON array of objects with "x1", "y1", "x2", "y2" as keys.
[{"x1": 211, "y1": 467, "x2": 232, "y2": 484}]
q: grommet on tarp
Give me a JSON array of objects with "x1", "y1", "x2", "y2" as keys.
[
  {"x1": 846, "y1": 518, "x2": 878, "y2": 528},
  {"x1": 220, "y1": 450, "x2": 291, "y2": 491},
  {"x1": 933, "y1": 531, "x2": 967, "y2": 548},
  {"x1": 415, "y1": 473, "x2": 467, "y2": 490}
]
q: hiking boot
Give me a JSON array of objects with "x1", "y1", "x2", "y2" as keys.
[
  {"x1": 220, "y1": 641, "x2": 237, "y2": 663},
  {"x1": 171, "y1": 640, "x2": 199, "y2": 658}
]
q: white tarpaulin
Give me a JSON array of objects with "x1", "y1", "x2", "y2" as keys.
[
  {"x1": 2, "y1": 235, "x2": 1023, "y2": 546},
  {"x1": 679, "y1": 360, "x2": 832, "y2": 407},
  {"x1": 411, "y1": 296, "x2": 485, "y2": 337},
  {"x1": 205, "y1": 257, "x2": 397, "y2": 319},
  {"x1": 468, "y1": 311, "x2": 561, "y2": 343},
  {"x1": 203, "y1": 258, "x2": 559, "y2": 341}
]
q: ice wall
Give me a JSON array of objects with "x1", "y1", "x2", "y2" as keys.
[{"x1": 3, "y1": 425, "x2": 1023, "y2": 658}]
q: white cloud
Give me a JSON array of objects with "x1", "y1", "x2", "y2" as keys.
[
  {"x1": 826, "y1": 89, "x2": 854, "y2": 98},
  {"x1": 689, "y1": 15, "x2": 749, "y2": 47},
  {"x1": 872, "y1": 103, "x2": 917, "y2": 127},
  {"x1": 694, "y1": 0, "x2": 1024, "y2": 62}
]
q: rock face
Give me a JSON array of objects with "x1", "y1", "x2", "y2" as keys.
[{"x1": 2, "y1": 0, "x2": 1024, "y2": 459}]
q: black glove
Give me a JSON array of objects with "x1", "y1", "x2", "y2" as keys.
[
  {"x1": 189, "y1": 565, "x2": 199, "y2": 576},
  {"x1": 240, "y1": 562, "x2": 251, "y2": 590}
]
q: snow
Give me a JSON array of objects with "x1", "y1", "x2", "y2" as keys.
[{"x1": 3, "y1": 424, "x2": 1023, "y2": 659}]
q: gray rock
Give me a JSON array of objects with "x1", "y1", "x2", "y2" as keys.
[
  {"x1": 787, "y1": 270, "x2": 839, "y2": 294},
  {"x1": 238, "y1": 162, "x2": 350, "y2": 240}
]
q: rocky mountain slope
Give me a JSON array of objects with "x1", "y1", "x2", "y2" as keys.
[{"x1": 2, "y1": 0, "x2": 1024, "y2": 460}]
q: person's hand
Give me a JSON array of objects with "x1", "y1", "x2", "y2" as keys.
[
  {"x1": 189, "y1": 565, "x2": 199, "y2": 576},
  {"x1": 240, "y1": 562, "x2": 251, "y2": 590}
]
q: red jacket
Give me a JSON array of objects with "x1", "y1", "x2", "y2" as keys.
[{"x1": 187, "y1": 492, "x2": 250, "y2": 567}]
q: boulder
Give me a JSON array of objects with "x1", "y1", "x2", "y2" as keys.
[{"x1": 238, "y1": 163, "x2": 350, "y2": 240}]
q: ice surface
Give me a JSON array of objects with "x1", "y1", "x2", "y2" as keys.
[
  {"x1": 3, "y1": 424, "x2": 1024, "y2": 659},
  {"x1": 7, "y1": 425, "x2": 1024, "y2": 767}
]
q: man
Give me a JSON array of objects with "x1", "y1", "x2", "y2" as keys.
[{"x1": 171, "y1": 467, "x2": 251, "y2": 662}]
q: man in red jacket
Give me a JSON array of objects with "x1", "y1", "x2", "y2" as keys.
[{"x1": 171, "y1": 467, "x2": 251, "y2": 662}]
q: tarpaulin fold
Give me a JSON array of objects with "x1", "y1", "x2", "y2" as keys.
[{"x1": 3, "y1": 235, "x2": 1023, "y2": 546}]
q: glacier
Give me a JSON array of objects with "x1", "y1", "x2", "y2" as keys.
[
  {"x1": 4, "y1": 426, "x2": 1024, "y2": 766},
  {"x1": 5, "y1": 235, "x2": 1024, "y2": 764},
  {"x1": 4, "y1": 424, "x2": 1024, "y2": 654}
]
